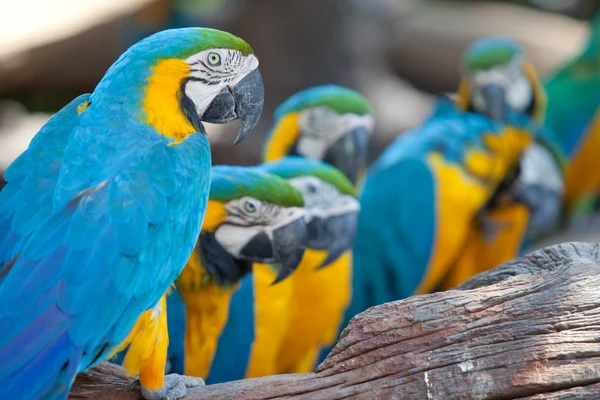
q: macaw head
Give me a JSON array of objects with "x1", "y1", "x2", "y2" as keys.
[
  {"x1": 259, "y1": 156, "x2": 360, "y2": 268},
  {"x1": 262, "y1": 85, "x2": 374, "y2": 185},
  {"x1": 457, "y1": 37, "x2": 546, "y2": 124},
  {"x1": 92, "y1": 27, "x2": 264, "y2": 144},
  {"x1": 199, "y1": 166, "x2": 308, "y2": 286}
]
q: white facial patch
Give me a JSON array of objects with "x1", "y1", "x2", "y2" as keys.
[
  {"x1": 288, "y1": 176, "x2": 360, "y2": 221},
  {"x1": 296, "y1": 107, "x2": 374, "y2": 160},
  {"x1": 213, "y1": 197, "x2": 306, "y2": 258},
  {"x1": 470, "y1": 57, "x2": 533, "y2": 114},
  {"x1": 518, "y1": 143, "x2": 564, "y2": 193},
  {"x1": 183, "y1": 49, "x2": 259, "y2": 119}
]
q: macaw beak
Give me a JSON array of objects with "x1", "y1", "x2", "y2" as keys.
[
  {"x1": 323, "y1": 126, "x2": 369, "y2": 185},
  {"x1": 239, "y1": 216, "x2": 308, "y2": 284},
  {"x1": 305, "y1": 197, "x2": 360, "y2": 268},
  {"x1": 306, "y1": 216, "x2": 330, "y2": 250},
  {"x1": 317, "y1": 211, "x2": 359, "y2": 268},
  {"x1": 202, "y1": 68, "x2": 265, "y2": 145},
  {"x1": 480, "y1": 83, "x2": 509, "y2": 122}
]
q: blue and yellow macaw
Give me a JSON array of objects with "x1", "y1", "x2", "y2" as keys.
[
  {"x1": 263, "y1": 85, "x2": 374, "y2": 186},
  {"x1": 258, "y1": 86, "x2": 371, "y2": 374},
  {"x1": 121, "y1": 166, "x2": 309, "y2": 385},
  {"x1": 179, "y1": 157, "x2": 358, "y2": 383},
  {"x1": 544, "y1": 14, "x2": 600, "y2": 212},
  {"x1": 253, "y1": 157, "x2": 359, "y2": 376},
  {"x1": 348, "y1": 37, "x2": 563, "y2": 331},
  {"x1": 456, "y1": 37, "x2": 565, "y2": 244},
  {"x1": 0, "y1": 28, "x2": 264, "y2": 400}
]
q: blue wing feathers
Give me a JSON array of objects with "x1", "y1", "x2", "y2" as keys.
[
  {"x1": 0, "y1": 94, "x2": 210, "y2": 399},
  {"x1": 350, "y1": 104, "x2": 502, "y2": 319},
  {"x1": 0, "y1": 287, "x2": 58, "y2": 348},
  {"x1": 3, "y1": 332, "x2": 77, "y2": 400},
  {"x1": 0, "y1": 303, "x2": 68, "y2": 379},
  {"x1": 10, "y1": 247, "x2": 67, "y2": 312},
  {"x1": 350, "y1": 158, "x2": 435, "y2": 318}
]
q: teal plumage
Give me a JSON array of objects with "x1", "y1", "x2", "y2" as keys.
[
  {"x1": 347, "y1": 97, "x2": 533, "y2": 329},
  {"x1": 545, "y1": 14, "x2": 600, "y2": 158},
  {"x1": 0, "y1": 27, "x2": 262, "y2": 400},
  {"x1": 544, "y1": 15, "x2": 600, "y2": 208}
]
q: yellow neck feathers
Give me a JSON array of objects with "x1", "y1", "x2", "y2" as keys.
[
  {"x1": 263, "y1": 112, "x2": 300, "y2": 161},
  {"x1": 143, "y1": 58, "x2": 196, "y2": 141},
  {"x1": 201, "y1": 201, "x2": 227, "y2": 233}
]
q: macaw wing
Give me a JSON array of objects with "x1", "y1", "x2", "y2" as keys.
[
  {"x1": 350, "y1": 157, "x2": 436, "y2": 320},
  {"x1": 0, "y1": 94, "x2": 90, "y2": 271},
  {"x1": 350, "y1": 111, "x2": 507, "y2": 319},
  {"x1": 544, "y1": 60, "x2": 600, "y2": 158},
  {"x1": 0, "y1": 141, "x2": 180, "y2": 400}
]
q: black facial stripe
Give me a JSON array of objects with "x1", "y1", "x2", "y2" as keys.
[
  {"x1": 191, "y1": 68, "x2": 237, "y2": 84},
  {"x1": 221, "y1": 221, "x2": 270, "y2": 228},
  {"x1": 190, "y1": 68, "x2": 210, "y2": 76},
  {"x1": 198, "y1": 59, "x2": 215, "y2": 72},
  {"x1": 186, "y1": 76, "x2": 222, "y2": 86},
  {"x1": 226, "y1": 209, "x2": 247, "y2": 220}
]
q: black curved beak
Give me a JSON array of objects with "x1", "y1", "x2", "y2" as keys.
[
  {"x1": 481, "y1": 83, "x2": 509, "y2": 122},
  {"x1": 202, "y1": 68, "x2": 264, "y2": 145},
  {"x1": 306, "y1": 216, "x2": 330, "y2": 250},
  {"x1": 323, "y1": 126, "x2": 369, "y2": 185},
  {"x1": 317, "y1": 212, "x2": 358, "y2": 268},
  {"x1": 239, "y1": 217, "x2": 308, "y2": 284}
]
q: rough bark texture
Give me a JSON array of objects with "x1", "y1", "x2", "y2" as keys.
[{"x1": 70, "y1": 242, "x2": 600, "y2": 399}]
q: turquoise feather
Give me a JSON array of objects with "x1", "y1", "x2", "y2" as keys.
[{"x1": 545, "y1": 14, "x2": 600, "y2": 158}]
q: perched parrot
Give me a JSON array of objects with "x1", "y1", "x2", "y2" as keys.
[
  {"x1": 122, "y1": 165, "x2": 309, "y2": 385},
  {"x1": 0, "y1": 28, "x2": 264, "y2": 400},
  {"x1": 544, "y1": 13, "x2": 600, "y2": 212},
  {"x1": 178, "y1": 156, "x2": 358, "y2": 383},
  {"x1": 258, "y1": 85, "x2": 372, "y2": 374},
  {"x1": 458, "y1": 37, "x2": 565, "y2": 242},
  {"x1": 347, "y1": 37, "x2": 564, "y2": 332},
  {"x1": 262, "y1": 85, "x2": 374, "y2": 186}
]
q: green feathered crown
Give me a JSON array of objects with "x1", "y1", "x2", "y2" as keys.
[
  {"x1": 259, "y1": 156, "x2": 357, "y2": 197},
  {"x1": 210, "y1": 165, "x2": 304, "y2": 207}
]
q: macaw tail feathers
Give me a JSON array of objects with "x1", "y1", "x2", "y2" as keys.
[{"x1": 0, "y1": 325, "x2": 81, "y2": 400}]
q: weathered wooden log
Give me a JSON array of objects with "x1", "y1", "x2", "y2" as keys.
[{"x1": 70, "y1": 242, "x2": 600, "y2": 399}]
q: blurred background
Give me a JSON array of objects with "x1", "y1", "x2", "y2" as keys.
[{"x1": 0, "y1": 0, "x2": 596, "y2": 201}]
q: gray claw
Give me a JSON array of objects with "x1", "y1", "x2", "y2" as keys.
[{"x1": 140, "y1": 374, "x2": 205, "y2": 400}]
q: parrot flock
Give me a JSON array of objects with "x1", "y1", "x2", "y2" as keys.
[{"x1": 0, "y1": 14, "x2": 599, "y2": 400}]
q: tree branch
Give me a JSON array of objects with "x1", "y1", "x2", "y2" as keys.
[{"x1": 70, "y1": 242, "x2": 600, "y2": 399}]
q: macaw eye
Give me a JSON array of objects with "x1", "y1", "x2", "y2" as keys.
[
  {"x1": 305, "y1": 184, "x2": 317, "y2": 194},
  {"x1": 244, "y1": 200, "x2": 257, "y2": 213},
  {"x1": 207, "y1": 52, "x2": 221, "y2": 66}
]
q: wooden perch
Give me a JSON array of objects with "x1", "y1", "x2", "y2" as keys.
[{"x1": 70, "y1": 242, "x2": 600, "y2": 399}]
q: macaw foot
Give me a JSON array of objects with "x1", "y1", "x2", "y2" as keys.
[{"x1": 140, "y1": 374, "x2": 205, "y2": 400}]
